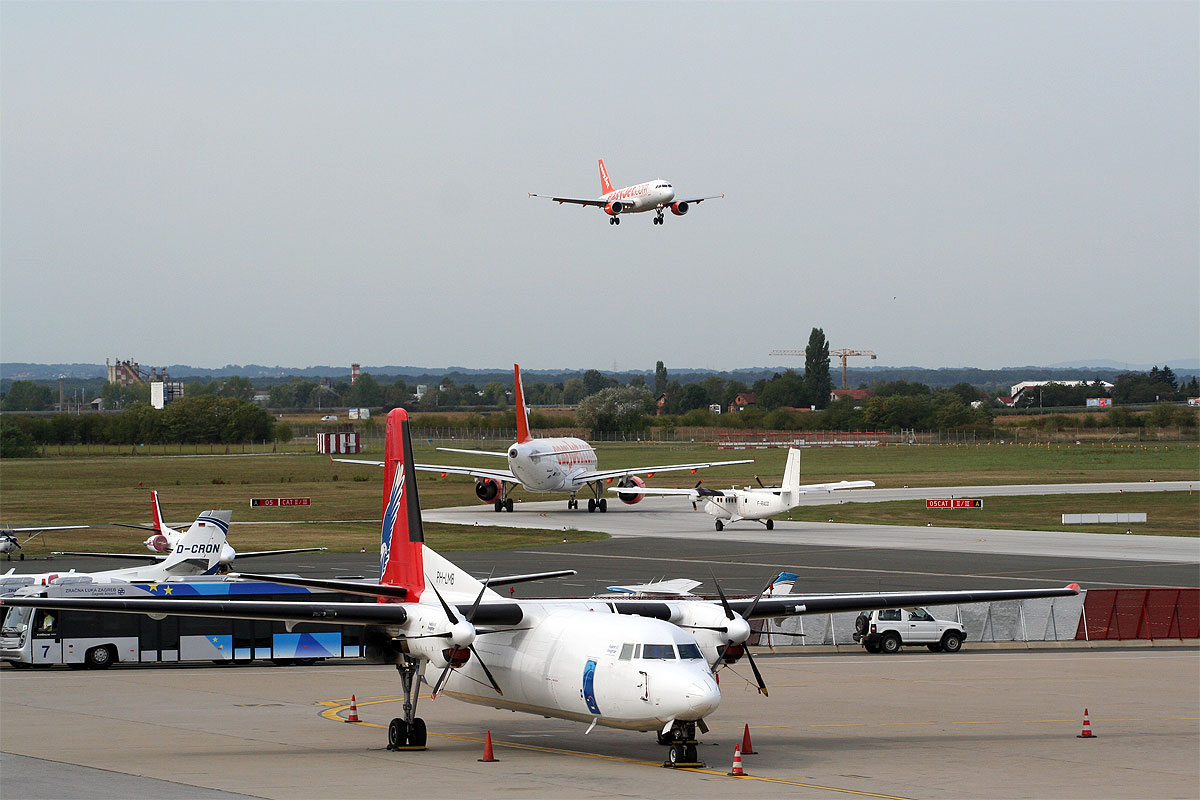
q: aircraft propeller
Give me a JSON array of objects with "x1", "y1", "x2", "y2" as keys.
[
  {"x1": 676, "y1": 572, "x2": 773, "y2": 696},
  {"x1": 425, "y1": 577, "x2": 504, "y2": 698}
]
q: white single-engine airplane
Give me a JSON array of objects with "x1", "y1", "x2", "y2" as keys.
[
  {"x1": 530, "y1": 159, "x2": 723, "y2": 226},
  {"x1": 1, "y1": 525, "x2": 90, "y2": 560},
  {"x1": 54, "y1": 490, "x2": 326, "y2": 566},
  {"x1": 1, "y1": 508, "x2": 233, "y2": 592},
  {"x1": 339, "y1": 364, "x2": 753, "y2": 513},
  {"x1": 2, "y1": 409, "x2": 1082, "y2": 763},
  {"x1": 614, "y1": 447, "x2": 875, "y2": 531}
]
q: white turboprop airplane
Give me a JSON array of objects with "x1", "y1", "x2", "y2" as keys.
[
  {"x1": 54, "y1": 490, "x2": 327, "y2": 566},
  {"x1": 2, "y1": 409, "x2": 1083, "y2": 763},
  {"x1": 614, "y1": 447, "x2": 875, "y2": 531},
  {"x1": 530, "y1": 159, "x2": 723, "y2": 226},
  {"x1": 339, "y1": 364, "x2": 753, "y2": 514},
  {"x1": 0, "y1": 509, "x2": 233, "y2": 591}
]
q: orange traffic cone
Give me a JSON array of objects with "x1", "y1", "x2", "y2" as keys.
[
  {"x1": 740, "y1": 724, "x2": 756, "y2": 755},
  {"x1": 478, "y1": 730, "x2": 499, "y2": 762},
  {"x1": 1077, "y1": 708, "x2": 1097, "y2": 739},
  {"x1": 346, "y1": 695, "x2": 360, "y2": 723},
  {"x1": 727, "y1": 744, "x2": 746, "y2": 776}
]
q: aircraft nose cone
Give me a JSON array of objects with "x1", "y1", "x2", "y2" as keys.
[{"x1": 684, "y1": 676, "x2": 721, "y2": 718}]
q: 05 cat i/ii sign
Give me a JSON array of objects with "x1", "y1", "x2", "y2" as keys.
[
  {"x1": 250, "y1": 498, "x2": 312, "y2": 508},
  {"x1": 926, "y1": 499, "x2": 983, "y2": 509}
]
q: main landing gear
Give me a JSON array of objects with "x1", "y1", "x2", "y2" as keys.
[
  {"x1": 659, "y1": 721, "x2": 704, "y2": 767},
  {"x1": 387, "y1": 658, "x2": 428, "y2": 751},
  {"x1": 608, "y1": 216, "x2": 621, "y2": 225},
  {"x1": 493, "y1": 498, "x2": 514, "y2": 512}
]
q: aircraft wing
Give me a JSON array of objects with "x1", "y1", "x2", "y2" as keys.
[
  {"x1": 583, "y1": 458, "x2": 753, "y2": 484},
  {"x1": 50, "y1": 551, "x2": 166, "y2": 561},
  {"x1": 795, "y1": 480, "x2": 876, "y2": 493},
  {"x1": 234, "y1": 547, "x2": 329, "y2": 558},
  {"x1": 728, "y1": 584, "x2": 1082, "y2": 620},
  {"x1": 609, "y1": 486, "x2": 702, "y2": 497},
  {"x1": 528, "y1": 193, "x2": 607, "y2": 207},
  {"x1": 436, "y1": 447, "x2": 510, "y2": 458},
  {"x1": 672, "y1": 193, "x2": 724, "y2": 205},
  {"x1": 605, "y1": 578, "x2": 703, "y2": 596},
  {"x1": 7, "y1": 525, "x2": 92, "y2": 533},
  {"x1": 332, "y1": 456, "x2": 516, "y2": 483}
]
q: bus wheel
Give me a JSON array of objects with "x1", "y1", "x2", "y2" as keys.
[{"x1": 85, "y1": 645, "x2": 115, "y2": 670}]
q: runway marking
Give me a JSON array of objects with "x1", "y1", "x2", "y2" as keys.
[
  {"x1": 952, "y1": 720, "x2": 1004, "y2": 725},
  {"x1": 315, "y1": 696, "x2": 914, "y2": 798}
]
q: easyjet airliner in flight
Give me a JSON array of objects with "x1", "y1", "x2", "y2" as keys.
[{"x1": 530, "y1": 159, "x2": 723, "y2": 226}]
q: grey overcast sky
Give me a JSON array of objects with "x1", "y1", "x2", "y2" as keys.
[{"x1": 2, "y1": 1, "x2": 1196, "y2": 372}]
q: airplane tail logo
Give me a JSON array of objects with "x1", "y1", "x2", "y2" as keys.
[
  {"x1": 782, "y1": 448, "x2": 803, "y2": 494},
  {"x1": 379, "y1": 408, "x2": 425, "y2": 600},
  {"x1": 150, "y1": 490, "x2": 164, "y2": 533},
  {"x1": 514, "y1": 363, "x2": 532, "y2": 444},
  {"x1": 598, "y1": 159, "x2": 614, "y2": 195}
]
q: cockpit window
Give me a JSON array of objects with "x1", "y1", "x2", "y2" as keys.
[
  {"x1": 642, "y1": 644, "x2": 676, "y2": 660},
  {"x1": 677, "y1": 643, "x2": 703, "y2": 660},
  {"x1": 619, "y1": 643, "x2": 635, "y2": 661}
]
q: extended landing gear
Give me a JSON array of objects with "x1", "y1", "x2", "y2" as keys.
[
  {"x1": 388, "y1": 658, "x2": 428, "y2": 751},
  {"x1": 567, "y1": 497, "x2": 578, "y2": 510},
  {"x1": 659, "y1": 721, "x2": 703, "y2": 768},
  {"x1": 608, "y1": 216, "x2": 621, "y2": 225},
  {"x1": 653, "y1": 210, "x2": 665, "y2": 225},
  {"x1": 493, "y1": 498, "x2": 514, "y2": 512},
  {"x1": 763, "y1": 519, "x2": 774, "y2": 530},
  {"x1": 715, "y1": 520, "x2": 723, "y2": 531}
]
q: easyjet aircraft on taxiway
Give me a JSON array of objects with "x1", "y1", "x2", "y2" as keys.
[
  {"x1": 529, "y1": 159, "x2": 723, "y2": 225},
  {"x1": 337, "y1": 364, "x2": 753, "y2": 513}
]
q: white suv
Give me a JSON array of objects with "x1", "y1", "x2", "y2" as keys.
[{"x1": 853, "y1": 607, "x2": 966, "y2": 654}]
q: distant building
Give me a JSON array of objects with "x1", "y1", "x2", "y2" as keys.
[
  {"x1": 150, "y1": 381, "x2": 185, "y2": 410},
  {"x1": 708, "y1": 404, "x2": 723, "y2": 415},
  {"x1": 656, "y1": 393, "x2": 669, "y2": 415},
  {"x1": 730, "y1": 392, "x2": 757, "y2": 412},
  {"x1": 830, "y1": 388, "x2": 873, "y2": 403}
]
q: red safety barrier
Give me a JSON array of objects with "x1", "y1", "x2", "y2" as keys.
[{"x1": 1076, "y1": 589, "x2": 1199, "y2": 640}]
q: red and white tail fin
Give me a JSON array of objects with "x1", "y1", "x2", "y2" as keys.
[
  {"x1": 514, "y1": 363, "x2": 532, "y2": 444},
  {"x1": 150, "y1": 490, "x2": 164, "y2": 533},
  {"x1": 379, "y1": 408, "x2": 425, "y2": 600},
  {"x1": 598, "y1": 159, "x2": 614, "y2": 195}
]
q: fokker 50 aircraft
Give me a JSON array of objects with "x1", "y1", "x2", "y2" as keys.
[
  {"x1": 1, "y1": 509, "x2": 233, "y2": 591},
  {"x1": 2, "y1": 409, "x2": 1082, "y2": 763},
  {"x1": 529, "y1": 159, "x2": 723, "y2": 226},
  {"x1": 339, "y1": 364, "x2": 753, "y2": 513},
  {"x1": 615, "y1": 447, "x2": 875, "y2": 530},
  {"x1": 55, "y1": 490, "x2": 326, "y2": 566}
]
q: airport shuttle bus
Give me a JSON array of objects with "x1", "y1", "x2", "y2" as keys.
[{"x1": 1, "y1": 577, "x2": 370, "y2": 669}]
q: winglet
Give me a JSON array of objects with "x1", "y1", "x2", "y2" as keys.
[
  {"x1": 598, "y1": 159, "x2": 614, "y2": 195},
  {"x1": 1067, "y1": 583, "x2": 1081, "y2": 593}
]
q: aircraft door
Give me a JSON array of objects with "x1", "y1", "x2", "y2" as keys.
[{"x1": 31, "y1": 609, "x2": 63, "y2": 665}]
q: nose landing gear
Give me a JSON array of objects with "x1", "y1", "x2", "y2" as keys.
[
  {"x1": 659, "y1": 721, "x2": 704, "y2": 768},
  {"x1": 653, "y1": 210, "x2": 665, "y2": 225}
]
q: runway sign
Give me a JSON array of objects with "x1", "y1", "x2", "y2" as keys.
[
  {"x1": 926, "y1": 499, "x2": 983, "y2": 509},
  {"x1": 250, "y1": 498, "x2": 312, "y2": 508}
]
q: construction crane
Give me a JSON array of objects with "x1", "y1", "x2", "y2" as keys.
[{"x1": 768, "y1": 348, "x2": 877, "y2": 389}]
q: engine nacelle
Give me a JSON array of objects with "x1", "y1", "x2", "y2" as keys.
[
  {"x1": 143, "y1": 534, "x2": 170, "y2": 553},
  {"x1": 219, "y1": 543, "x2": 237, "y2": 565},
  {"x1": 475, "y1": 478, "x2": 501, "y2": 503},
  {"x1": 616, "y1": 476, "x2": 646, "y2": 505},
  {"x1": 670, "y1": 201, "x2": 689, "y2": 216},
  {"x1": 605, "y1": 200, "x2": 625, "y2": 216}
]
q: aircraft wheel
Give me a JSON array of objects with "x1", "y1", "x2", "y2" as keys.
[
  {"x1": 410, "y1": 717, "x2": 427, "y2": 747},
  {"x1": 598, "y1": 498, "x2": 607, "y2": 512},
  {"x1": 668, "y1": 743, "x2": 684, "y2": 765},
  {"x1": 388, "y1": 718, "x2": 409, "y2": 750},
  {"x1": 715, "y1": 520, "x2": 723, "y2": 531},
  {"x1": 608, "y1": 217, "x2": 615, "y2": 225},
  {"x1": 494, "y1": 501, "x2": 502, "y2": 512},
  {"x1": 685, "y1": 743, "x2": 698, "y2": 762},
  {"x1": 505, "y1": 498, "x2": 514, "y2": 512},
  {"x1": 766, "y1": 519, "x2": 774, "y2": 530},
  {"x1": 614, "y1": 217, "x2": 620, "y2": 225},
  {"x1": 588, "y1": 498, "x2": 596, "y2": 512}
]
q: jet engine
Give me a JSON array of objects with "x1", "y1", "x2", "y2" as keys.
[
  {"x1": 615, "y1": 476, "x2": 646, "y2": 505},
  {"x1": 143, "y1": 534, "x2": 170, "y2": 553},
  {"x1": 475, "y1": 478, "x2": 502, "y2": 503},
  {"x1": 605, "y1": 201, "x2": 625, "y2": 216},
  {"x1": 670, "y1": 201, "x2": 689, "y2": 216}
]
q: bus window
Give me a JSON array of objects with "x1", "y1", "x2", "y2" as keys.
[{"x1": 34, "y1": 610, "x2": 58, "y2": 635}]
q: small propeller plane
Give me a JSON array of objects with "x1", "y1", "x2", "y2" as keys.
[
  {"x1": 52, "y1": 490, "x2": 327, "y2": 568},
  {"x1": 1, "y1": 409, "x2": 1083, "y2": 764},
  {"x1": 529, "y1": 159, "x2": 723, "y2": 226},
  {"x1": 614, "y1": 447, "x2": 874, "y2": 530},
  {"x1": 1, "y1": 525, "x2": 90, "y2": 560}
]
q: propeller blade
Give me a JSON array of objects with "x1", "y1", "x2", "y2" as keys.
[
  {"x1": 743, "y1": 647, "x2": 769, "y2": 697},
  {"x1": 466, "y1": 569, "x2": 494, "y2": 624},
  {"x1": 427, "y1": 581, "x2": 460, "y2": 626},
  {"x1": 431, "y1": 660, "x2": 454, "y2": 697},
  {"x1": 709, "y1": 571, "x2": 736, "y2": 621},
  {"x1": 741, "y1": 575, "x2": 776, "y2": 623},
  {"x1": 470, "y1": 644, "x2": 503, "y2": 696},
  {"x1": 755, "y1": 475, "x2": 765, "y2": 488}
]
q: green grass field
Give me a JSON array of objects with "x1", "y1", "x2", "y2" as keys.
[
  {"x1": 789, "y1": 492, "x2": 1199, "y2": 537},
  {"x1": 1, "y1": 441, "x2": 1195, "y2": 555}
]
